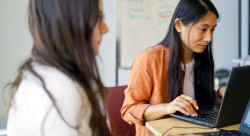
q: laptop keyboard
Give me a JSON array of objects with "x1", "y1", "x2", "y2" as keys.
[
  {"x1": 192, "y1": 111, "x2": 218, "y2": 123},
  {"x1": 197, "y1": 111, "x2": 218, "y2": 122},
  {"x1": 196, "y1": 130, "x2": 249, "y2": 136}
]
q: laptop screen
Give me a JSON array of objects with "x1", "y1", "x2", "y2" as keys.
[
  {"x1": 239, "y1": 98, "x2": 250, "y2": 135},
  {"x1": 243, "y1": 108, "x2": 250, "y2": 128}
]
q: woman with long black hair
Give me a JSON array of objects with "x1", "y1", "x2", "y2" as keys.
[
  {"x1": 121, "y1": 0, "x2": 225, "y2": 135},
  {"x1": 6, "y1": 0, "x2": 111, "y2": 135}
]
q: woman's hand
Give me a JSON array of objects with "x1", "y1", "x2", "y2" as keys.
[
  {"x1": 214, "y1": 86, "x2": 226, "y2": 104},
  {"x1": 218, "y1": 86, "x2": 226, "y2": 97},
  {"x1": 165, "y1": 95, "x2": 199, "y2": 117},
  {"x1": 143, "y1": 95, "x2": 199, "y2": 121}
]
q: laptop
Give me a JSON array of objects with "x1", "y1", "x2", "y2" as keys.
[
  {"x1": 186, "y1": 98, "x2": 250, "y2": 136},
  {"x1": 170, "y1": 66, "x2": 250, "y2": 128}
]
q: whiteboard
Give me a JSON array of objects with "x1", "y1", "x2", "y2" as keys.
[{"x1": 119, "y1": 0, "x2": 179, "y2": 68}]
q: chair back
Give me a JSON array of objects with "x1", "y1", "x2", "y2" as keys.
[{"x1": 105, "y1": 85, "x2": 135, "y2": 136}]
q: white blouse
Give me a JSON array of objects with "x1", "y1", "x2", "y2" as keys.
[{"x1": 7, "y1": 63, "x2": 92, "y2": 136}]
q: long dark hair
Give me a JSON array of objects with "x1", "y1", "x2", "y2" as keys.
[
  {"x1": 160, "y1": 0, "x2": 219, "y2": 106},
  {"x1": 7, "y1": 0, "x2": 111, "y2": 135}
]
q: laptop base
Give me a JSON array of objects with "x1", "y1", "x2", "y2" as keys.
[{"x1": 189, "y1": 129, "x2": 250, "y2": 136}]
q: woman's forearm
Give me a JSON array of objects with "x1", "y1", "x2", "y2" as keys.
[
  {"x1": 143, "y1": 103, "x2": 169, "y2": 122},
  {"x1": 143, "y1": 95, "x2": 199, "y2": 122}
]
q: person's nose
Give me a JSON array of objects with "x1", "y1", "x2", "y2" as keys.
[
  {"x1": 204, "y1": 31, "x2": 213, "y2": 42},
  {"x1": 100, "y1": 21, "x2": 109, "y2": 34}
]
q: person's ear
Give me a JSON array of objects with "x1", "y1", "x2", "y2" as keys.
[{"x1": 174, "y1": 18, "x2": 182, "y2": 33}]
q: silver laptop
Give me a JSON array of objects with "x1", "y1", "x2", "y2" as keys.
[{"x1": 170, "y1": 66, "x2": 250, "y2": 128}]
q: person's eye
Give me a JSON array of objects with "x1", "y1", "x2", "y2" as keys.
[
  {"x1": 211, "y1": 29, "x2": 215, "y2": 32},
  {"x1": 201, "y1": 28, "x2": 206, "y2": 32}
]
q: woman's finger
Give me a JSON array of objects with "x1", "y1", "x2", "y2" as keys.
[
  {"x1": 174, "y1": 105, "x2": 189, "y2": 116},
  {"x1": 174, "y1": 98, "x2": 197, "y2": 116},
  {"x1": 180, "y1": 95, "x2": 199, "y2": 110},
  {"x1": 219, "y1": 86, "x2": 226, "y2": 97}
]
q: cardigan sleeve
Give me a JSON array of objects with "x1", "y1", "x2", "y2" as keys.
[{"x1": 121, "y1": 50, "x2": 153, "y2": 126}]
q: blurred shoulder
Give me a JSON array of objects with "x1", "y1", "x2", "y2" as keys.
[{"x1": 135, "y1": 45, "x2": 169, "y2": 60}]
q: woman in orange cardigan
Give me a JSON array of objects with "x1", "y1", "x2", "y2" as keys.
[{"x1": 121, "y1": 0, "x2": 226, "y2": 135}]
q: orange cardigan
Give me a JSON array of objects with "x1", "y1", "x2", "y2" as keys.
[{"x1": 121, "y1": 45, "x2": 172, "y2": 136}]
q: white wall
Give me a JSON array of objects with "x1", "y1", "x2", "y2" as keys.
[
  {"x1": 241, "y1": 0, "x2": 249, "y2": 58},
  {"x1": 211, "y1": 0, "x2": 239, "y2": 71},
  {"x1": 97, "y1": 0, "x2": 117, "y2": 87}
]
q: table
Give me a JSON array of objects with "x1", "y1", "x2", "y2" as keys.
[{"x1": 146, "y1": 118, "x2": 240, "y2": 136}]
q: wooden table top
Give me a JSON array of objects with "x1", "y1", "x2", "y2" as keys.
[{"x1": 146, "y1": 117, "x2": 240, "y2": 136}]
